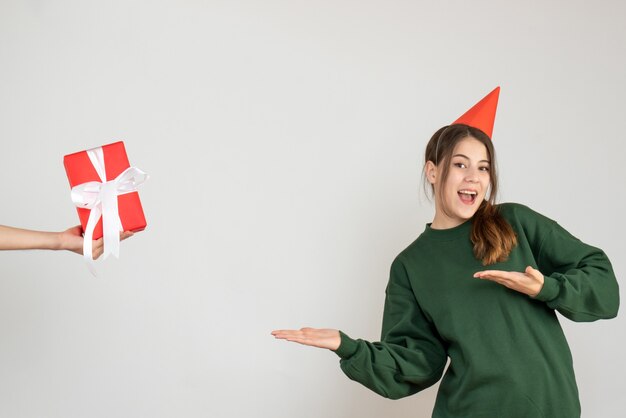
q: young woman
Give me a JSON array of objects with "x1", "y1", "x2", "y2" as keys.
[
  {"x1": 0, "y1": 224, "x2": 133, "y2": 259},
  {"x1": 272, "y1": 88, "x2": 619, "y2": 417}
]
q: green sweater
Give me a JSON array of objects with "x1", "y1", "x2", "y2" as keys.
[{"x1": 335, "y1": 203, "x2": 619, "y2": 418}]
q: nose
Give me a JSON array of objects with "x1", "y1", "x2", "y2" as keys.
[{"x1": 465, "y1": 168, "x2": 480, "y2": 183}]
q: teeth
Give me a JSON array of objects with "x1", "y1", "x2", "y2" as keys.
[{"x1": 459, "y1": 190, "x2": 477, "y2": 195}]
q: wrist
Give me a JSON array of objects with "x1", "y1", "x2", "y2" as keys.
[
  {"x1": 52, "y1": 231, "x2": 65, "y2": 250},
  {"x1": 334, "y1": 331, "x2": 359, "y2": 359}
]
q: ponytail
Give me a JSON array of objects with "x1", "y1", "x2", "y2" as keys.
[{"x1": 471, "y1": 201, "x2": 517, "y2": 265}]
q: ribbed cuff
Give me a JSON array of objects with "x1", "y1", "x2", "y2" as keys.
[
  {"x1": 334, "y1": 331, "x2": 359, "y2": 359},
  {"x1": 533, "y1": 274, "x2": 560, "y2": 302}
]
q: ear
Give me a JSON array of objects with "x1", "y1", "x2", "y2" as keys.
[{"x1": 425, "y1": 160, "x2": 437, "y2": 185}]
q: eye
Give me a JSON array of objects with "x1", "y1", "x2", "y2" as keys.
[
  {"x1": 453, "y1": 162, "x2": 466, "y2": 169},
  {"x1": 479, "y1": 166, "x2": 490, "y2": 172}
]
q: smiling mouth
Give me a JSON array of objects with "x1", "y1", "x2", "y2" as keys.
[{"x1": 458, "y1": 190, "x2": 477, "y2": 205}]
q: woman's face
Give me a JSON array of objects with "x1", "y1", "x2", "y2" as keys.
[{"x1": 431, "y1": 137, "x2": 491, "y2": 228}]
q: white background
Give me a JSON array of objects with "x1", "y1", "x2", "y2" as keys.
[{"x1": 1, "y1": 1, "x2": 624, "y2": 417}]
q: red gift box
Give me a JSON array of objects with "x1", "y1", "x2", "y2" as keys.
[{"x1": 63, "y1": 141, "x2": 147, "y2": 240}]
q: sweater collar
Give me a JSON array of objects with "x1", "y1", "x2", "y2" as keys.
[{"x1": 422, "y1": 218, "x2": 472, "y2": 241}]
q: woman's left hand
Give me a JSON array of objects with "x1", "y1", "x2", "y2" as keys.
[
  {"x1": 473, "y1": 266, "x2": 544, "y2": 297},
  {"x1": 58, "y1": 226, "x2": 134, "y2": 259}
]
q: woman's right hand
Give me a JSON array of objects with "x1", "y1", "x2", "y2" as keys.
[{"x1": 271, "y1": 327, "x2": 341, "y2": 351}]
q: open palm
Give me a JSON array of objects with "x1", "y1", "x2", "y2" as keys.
[{"x1": 271, "y1": 327, "x2": 341, "y2": 351}]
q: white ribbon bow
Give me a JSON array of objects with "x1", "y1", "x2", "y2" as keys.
[{"x1": 70, "y1": 147, "x2": 148, "y2": 267}]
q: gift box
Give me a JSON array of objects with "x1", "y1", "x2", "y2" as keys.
[{"x1": 63, "y1": 141, "x2": 147, "y2": 241}]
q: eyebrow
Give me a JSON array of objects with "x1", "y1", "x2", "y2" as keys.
[{"x1": 452, "y1": 153, "x2": 490, "y2": 164}]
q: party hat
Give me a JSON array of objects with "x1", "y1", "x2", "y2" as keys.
[{"x1": 452, "y1": 86, "x2": 500, "y2": 139}]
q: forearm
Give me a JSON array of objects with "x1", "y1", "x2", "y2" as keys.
[
  {"x1": 535, "y1": 227, "x2": 619, "y2": 321},
  {"x1": 535, "y1": 254, "x2": 619, "y2": 321},
  {"x1": 0, "y1": 225, "x2": 62, "y2": 251},
  {"x1": 337, "y1": 331, "x2": 446, "y2": 400}
]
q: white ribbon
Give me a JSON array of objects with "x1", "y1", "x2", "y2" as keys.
[{"x1": 70, "y1": 147, "x2": 148, "y2": 268}]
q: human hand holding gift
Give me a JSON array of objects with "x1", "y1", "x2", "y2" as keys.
[
  {"x1": 64, "y1": 141, "x2": 148, "y2": 266},
  {"x1": 59, "y1": 225, "x2": 134, "y2": 259},
  {"x1": 0, "y1": 224, "x2": 131, "y2": 259}
]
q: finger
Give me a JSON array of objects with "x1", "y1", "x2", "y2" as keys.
[
  {"x1": 283, "y1": 337, "x2": 320, "y2": 347},
  {"x1": 273, "y1": 329, "x2": 326, "y2": 342},
  {"x1": 284, "y1": 334, "x2": 329, "y2": 346},
  {"x1": 273, "y1": 327, "x2": 317, "y2": 335},
  {"x1": 475, "y1": 273, "x2": 516, "y2": 289},
  {"x1": 271, "y1": 330, "x2": 305, "y2": 339},
  {"x1": 475, "y1": 271, "x2": 515, "y2": 281},
  {"x1": 272, "y1": 329, "x2": 302, "y2": 334},
  {"x1": 272, "y1": 332, "x2": 296, "y2": 339},
  {"x1": 476, "y1": 273, "x2": 508, "y2": 280},
  {"x1": 474, "y1": 270, "x2": 506, "y2": 277},
  {"x1": 477, "y1": 275, "x2": 506, "y2": 285},
  {"x1": 120, "y1": 231, "x2": 134, "y2": 241},
  {"x1": 525, "y1": 266, "x2": 540, "y2": 278},
  {"x1": 275, "y1": 334, "x2": 311, "y2": 344},
  {"x1": 93, "y1": 247, "x2": 103, "y2": 260},
  {"x1": 92, "y1": 238, "x2": 104, "y2": 260},
  {"x1": 474, "y1": 273, "x2": 501, "y2": 281}
]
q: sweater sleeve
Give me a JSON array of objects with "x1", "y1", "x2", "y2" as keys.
[
  {"x1": 531, "y1": 216, "x2": 619, "y2": 322},
  {"x1": 334, "y1": 256, "x2": 447, "y2": 399}
]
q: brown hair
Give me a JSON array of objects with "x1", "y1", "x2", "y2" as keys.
[{"x1": 423, "y1": 124, "x2": 517, "y2": 265}]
